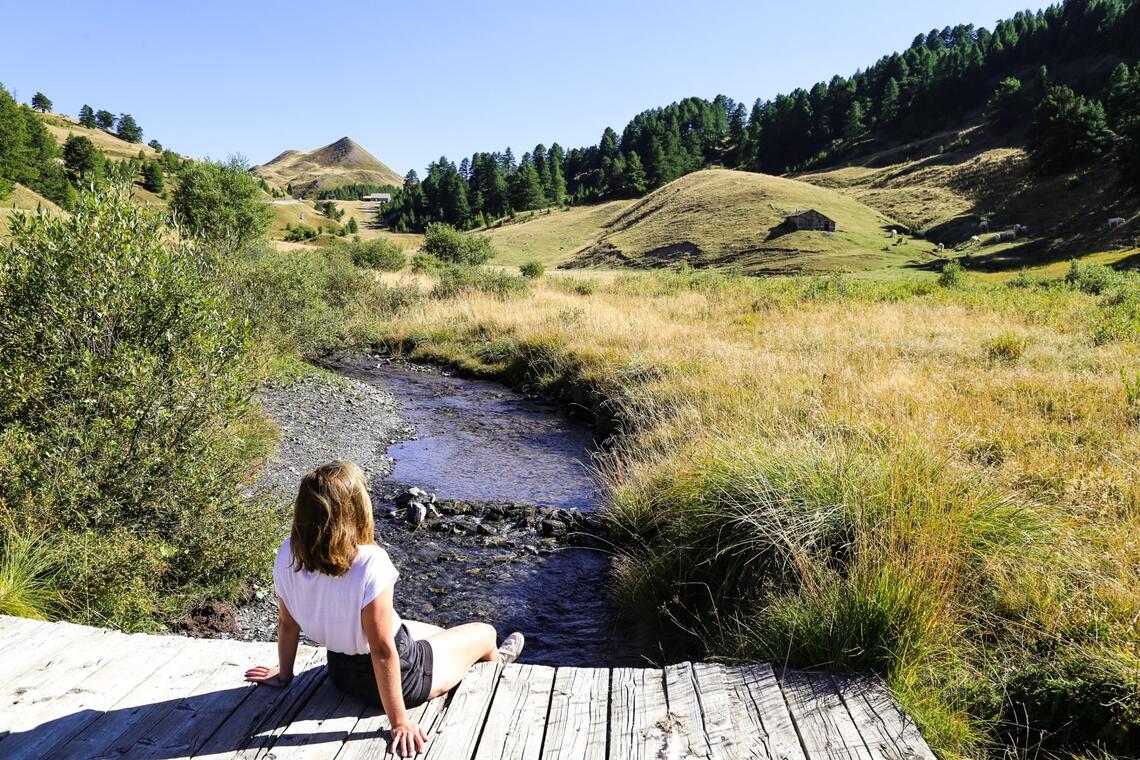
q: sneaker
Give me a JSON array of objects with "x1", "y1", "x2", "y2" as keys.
[{"x1": 497, "y1": 632, "x2": 525, "y2": 664}]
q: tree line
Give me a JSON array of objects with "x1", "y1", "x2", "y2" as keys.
[{"x1": 381, "y1": 0, "x2": 1140, "y2": 232}]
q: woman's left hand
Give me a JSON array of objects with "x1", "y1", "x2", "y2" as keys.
[{"x1": 244, "y1": 664, "x2": 291, "y2": 687}]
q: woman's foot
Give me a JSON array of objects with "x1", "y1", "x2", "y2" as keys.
[{"x1": 497, "y1": 632, "x2": 525, "y2": 664}]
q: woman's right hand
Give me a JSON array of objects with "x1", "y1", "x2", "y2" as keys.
[{"x1": 390, "y1": 718, "x2": 427, "y2": 757}]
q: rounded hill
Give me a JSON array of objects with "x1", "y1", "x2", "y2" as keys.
[{"x1": 570, "y1": 169, "x2": 923, "y2": 274}]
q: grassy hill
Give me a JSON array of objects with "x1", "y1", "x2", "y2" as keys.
[
  {"x1": 38, "y1": 113, "x2": 160, "y2": 163},
  {"x1": 0, "y1": 184, "x2": 67, "y2": 239},
  {"x1": 252, "y1": 137, "x2": 403, "y2": 197},
  {"x1": 566, "y1": 169, "x2": 934, "y2": 275},
  {"x1": 797, "y1": 124, "x2": 1140, "y2": 271},
  {"x1": 477, "y1": 201, "x2": 635, "y2": 268}
]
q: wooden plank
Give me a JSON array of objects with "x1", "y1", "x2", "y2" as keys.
[
  {"x1": 721, "y1": 664, "x2": 806, "y2": 760},
  {"x1": 249, "y1": 676, "x2": 366, "y2": 759},
  {"x1": 540, "y1": 667, "x2": 608, "y2": 760},
  {"x1": 666, "y1": 662, "x2": 722, "y2": 759},
  {"x1": 608, "y1": 667, "x2": 671, "y2": 760},
  {"x1": 164, "y1": 645, "x2": 326, "y2": 760},
  {"x1": 0, "y1": 621, "x2": 112, "y2": 682},
  {"x1": 52, "y1": 638, "x2": 270, "y2": 759},
  {"x1": 832, "y1": 675, "x2": 935, "y2": 760},
  {"x1": 420, "y1": 661, "x2": 502, "y2": 760},
  {"x1": 474, "y1": 663, "x2": 555, "y2": 760},
  {"x1": 0, "y1": 616, "x2": 47, "y2": 653},
  {"x1": 335, "y1": 690, "x2": 448, "y2": 760},
  {"x1": 779, "y1": 670, "x2": 873, "y2": 760},
  {"x1": 689, "y1": 663, "x2": 742, "y2": 759},
  {"x1": 0, "y1": 632, "x2": 189, "y2": 760}
]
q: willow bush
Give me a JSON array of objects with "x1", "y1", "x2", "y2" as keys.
[{"x1": 0, "y1": 185, "x2": 275, "y2": 629}]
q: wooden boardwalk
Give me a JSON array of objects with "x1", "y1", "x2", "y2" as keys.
[{"x1": 0, "y1": 615, "x2": 934, "y2": 759}]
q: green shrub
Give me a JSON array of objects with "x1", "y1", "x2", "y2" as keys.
[
  {"x1": 229, "y1": 244, "x2": 414, "y2": 355},
  {"x1": 999, "y1": 647, "x2": 1140, "y2": 755},
  {"x1": 0, "y1": 186, "x2": 275, "y2": 628},
  {"x1": 519, "y1": 260, "x2": 545, "y2": 278},
  {"x1": 1065, "y1": 260, "x2": 1119, "y2": 295},
  {"x1": 171, "y1": 157, "x2": 273, "y2": 252},
  {"x1": 422, "y1": 223, "x2": 496, "y2": 265},
  {"x1": 986, "y1": 333, "x2": 1029, "y2": 362},
  {"x1": 803, "y1": 274, "x2": 853, "y2": 300},
  {"x1": 938, "y1": 260, "x2": 966, "y2": 288},
  {"x1": 1008, "y1": 268, "x2": 1039, "y2": 289},
  {"x1": 411, "y1": 252, "x2": 442, "y2": 272},
  {"x1": 552, "y1": 277, "x2": 597, "y2": 296},
  {"x1": 431, "y1": 265, "x2": 529, "y2": 300},
  {"x1": 340, "y1": 238, "x2": 405, "y2": 271}
]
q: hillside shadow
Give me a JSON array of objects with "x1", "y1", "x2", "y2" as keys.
[{"x1": 0, "y1": 667, "x2": 398, "y2": 759}]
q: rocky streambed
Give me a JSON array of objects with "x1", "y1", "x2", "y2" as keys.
[{"x1": 201, "y1": 354, "x2": 646, "y2": 667}]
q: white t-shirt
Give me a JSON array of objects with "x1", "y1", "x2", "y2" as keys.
[{"x1": 273, "y1": 537, "x2": 402, "y2": 656}]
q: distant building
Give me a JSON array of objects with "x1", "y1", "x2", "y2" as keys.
[
  {"x1": 362, "y1": 193, "x2": 392, "y2": 203},
  {"x1": 785, "y1": 209, "x2": 837, "y2": 232}
]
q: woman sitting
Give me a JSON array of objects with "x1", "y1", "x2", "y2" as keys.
[{"x1": 245, "y1": 461, "x2": 524, "y2": 757}]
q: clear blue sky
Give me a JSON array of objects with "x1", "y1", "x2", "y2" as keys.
[{"x1": 1, "y1": 0, "x2": 1044, "y2": 174}]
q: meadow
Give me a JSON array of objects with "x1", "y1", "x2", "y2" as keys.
[{"x1": 366, "y1": 263, "x2": 1140, "y2": 756}]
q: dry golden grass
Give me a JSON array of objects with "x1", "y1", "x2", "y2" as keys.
[
  {"x1": 477, "y1": 201, "x2": 635, "y2": 267},
  {"x1": 38, "y1": 113, "x2": 160, "y2": 163},
  {"x1": 0, "y1": 184, "x2": 67, "y2": 240},
  {"x1": 566, "y1": 168, "x2": 935, "y2": 275},
  {"x1": 370, "y1": 268, "x2": 1140, "y2": 753}
]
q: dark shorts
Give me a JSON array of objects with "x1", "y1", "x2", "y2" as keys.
[{"x1": 326, "y1": 624, "x2": 434, "y2": 709}]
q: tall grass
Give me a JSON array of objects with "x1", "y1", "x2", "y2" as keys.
[
  {"x1": 367, "y1": 267, "x2": 1140, "y2": 757},
  {"x1": 0, "y1": 529, "x2": 64, "y2": 619}
]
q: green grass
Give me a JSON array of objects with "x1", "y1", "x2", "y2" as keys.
[{"x1": 0, "y1": 529, "x2": 64, "y2": 619}]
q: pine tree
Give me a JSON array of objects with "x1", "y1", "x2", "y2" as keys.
[
  {"x1": 546, "y1": 152, "x2": 567, "y2": 205},
  {"x1": 148, "y1": 139, "x2": 163, "y2": 152},
  {"x1": 30, "y1": 92, "x2": 52, "y2": 113},
  {"x1": 78, "y1": 104, "x2": 96, "y2": 128},
  {"x1": 63, "y1": 135, "x2": 105, "y2": 183},
  {"x1": 880, "y1": 78, "x2": 901, "y2": 123},
  {"x1": 142, "y1": 161, "x2": 164, "y2": 193},
  {"x1": 1028, "y1": 85, "x2": 1112, "y2": 172},
  {"x1": 843, "y1": 101, "x2": 866, "y2": 139},
  {"x1": 116, "y1": 114, "x2": 143, "y2": 143},
  {"x1": 623, "y1": 152, "x2": 647, "y2": 196},
  {"x1": 727, "y1": 103, "x2": 747, "y2": 167},
  {"x1": 985, "y1": 77, "x2": 1024, "y2": 131},
  {"x1": 95, "y1": 110, "x2": 115, "y2": 130},
  {"x1": 509, "y1": 160, "x2": 546, "y2": 210}
]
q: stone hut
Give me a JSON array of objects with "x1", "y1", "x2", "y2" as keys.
[{"x1": 785, "y1": 209, "x2": 837, "y2": 232}]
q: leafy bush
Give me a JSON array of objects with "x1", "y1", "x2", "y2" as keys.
[
  {"x1": 422, "y1": 223, "x2": 496, "y2": 265},
  {"x1": 340, "y1": 238, "x2": 405, "y2": 271},
  {"x1": 519, "y1": 260, "x2": 545, "y2": 278},
  {"x1": 938, "y1": 260, "x2": 966, "y2": 288},
  {"x1": 411, "y1": 252, "x2": 442, "y2": 272},
  {"x1": 229, "y1": 245, "x2": 414, "y2": 355},
  {"x1": 431, "y1": 265, "x2": 529, "y2": 300},
  {"x1": 1065, "y1": 260, "x2": 1119, "y2": 294},
  {"x1": 0, "y1": 186, "x2": 276, "y2": 628},
  {"x1": 172, "y1": 156, "x2": 273, "y2": 252}
]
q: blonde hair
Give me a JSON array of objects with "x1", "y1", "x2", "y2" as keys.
[{"x1": 290, "y1": 461, "x2": 375, "y2": 576}]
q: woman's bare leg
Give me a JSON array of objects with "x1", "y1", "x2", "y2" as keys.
[
  {"x1": 424, "y1": 623, "x2": 499, "y2": 698},
  {"x1": 402, "y1": 619, "x2": 444, "y2": 640}
]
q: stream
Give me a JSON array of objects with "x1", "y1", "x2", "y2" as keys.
[{"x1": 318, "y1": 355, "x2": 647, "y2": 668}]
